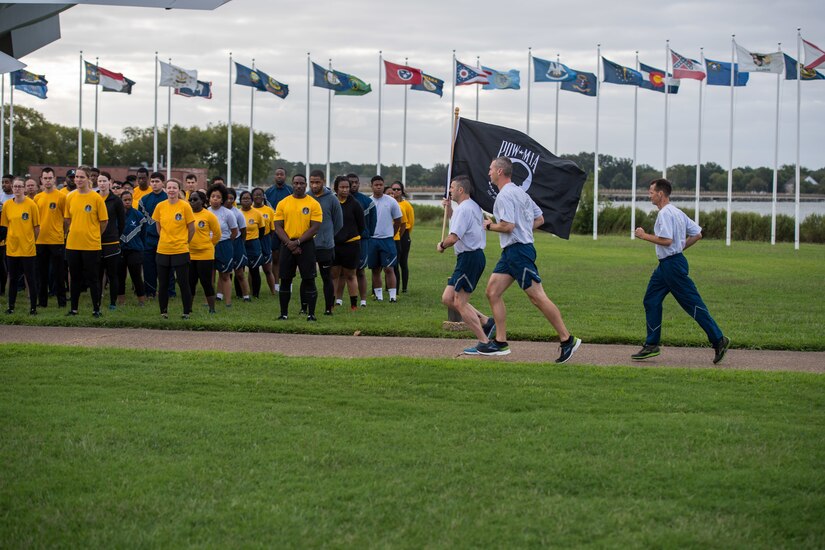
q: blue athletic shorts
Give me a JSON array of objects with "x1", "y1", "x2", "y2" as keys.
[
  {"x1": 493, "y1": 242, "x2": 541, "y2": 290},
  {"x1": 245, "y1": 238, "x2": 263, "y2": 269},
  {"x1": 367, "y1": 237, "x2": 397, "y2": 269},
  {"x1": 358, "y1": 238, "x2": 370, "y2": 270},
  {"x1": 214, "y1": 240, "x2": 234, "y2": 273},
  {"x1": 447, "y1": 249, "x2": 486, "y2": 293},
  {"x1": 232, "y1": 237, "x2": 248, "y2": 269},
  {"x1": 259, "y1": 236, "x2": 272, "y2": 265}
]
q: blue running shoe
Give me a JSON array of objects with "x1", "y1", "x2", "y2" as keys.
[
  {"x1": 555, "y1": 336, "x2": 582, "y2": 364},
  {"x1": 475, "y1": 340, "x2": 511, "y2": 356},
  {"x1": 463, "y1": 344, "x2": 481, "y2": 355}
]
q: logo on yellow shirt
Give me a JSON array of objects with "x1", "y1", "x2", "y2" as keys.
[
  {"x1": 175, "y1": 213, "x2": 183, "y2": 221},
  {"x1": 22, "y1": 212, "x2": 29, "y2": 221},
  {"x1": 198, "y1": 221, "x2": 205, "y2": 228},
  {"x1": 84, "y1": 205, "x2": 92, "y2": 212},
  {"x1": 49, "y1": 202, "x2": 57, "y2": 210},
  {"x1": 302, "y1": 207, "x2": 309, "y2": 215}
]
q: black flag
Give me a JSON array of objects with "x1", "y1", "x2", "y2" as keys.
[{"x1": 450, "y1": 117, "x2": 586, "y2": 239}]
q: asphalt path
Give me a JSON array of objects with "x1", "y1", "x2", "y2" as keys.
[{"x1": 2, "y1": 325, "x2": 823, "y2": 374}]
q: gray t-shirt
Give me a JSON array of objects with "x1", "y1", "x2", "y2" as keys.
[
  {"x1": 209, "y1": 206, "x2": 239, "y2": 242},
  {"x1": 492, "y1": 182, "x2": 542, "y2": 248},
  {"x1": 450, "y1": 198, "x2": 486, "y2": 254},
  {"x1": 230, "y1": 206, "x2": 247, "y2": 235},
  {"x1": 371, "y1": 194, "x2": 402, "y2": 239},
  {"x1": 654, "y1": 203, "x2": 701, "y2": 260}
]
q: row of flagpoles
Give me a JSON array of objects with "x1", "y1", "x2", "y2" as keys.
[{"x1": 2, "y1": 32, "x2": 823, "y2": 248}]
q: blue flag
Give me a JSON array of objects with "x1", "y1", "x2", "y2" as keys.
[
  {"x1": 705, "y1": 58, "x2": 749, "y2": 86},
  {"x1": 784, "y1": 53, "x2": 825, "y2": 81},
  {"x1": 638, "y1": 62, "x2": 680, "y2": 94},
  {"x1": 411, "y1": 73, "x2": 444, "y2": 97},
  {"x1": 482, "y1": 66, "x2": 520, "y2": 90},
  {"x1": 455, "y1": 60, "x2": 490, "y2": 86},
  {"x1": 561, "y1": 71, "x2": 597, "y2": 96},
  {"x1": 176, "y1": 80, "x2": 212, "y2": 99},
  {"x1": 11, "y1": 69, "x2": 48, "y2": 99},
  {"x1": 533, "y1": 57, "x2": 577, "y2": 82},
  {"x1": 235, "y1": 62, "x2": 266, "y2": 90},
  {"x1": 255, "y1": 68, "x2": 289, "y2": 99},
  {"x1": 602, "y1": 58, "x2": 642, "y2": 86},
  {"x1": 312, "y1": 62, "x2": 350, "y2": 92}
]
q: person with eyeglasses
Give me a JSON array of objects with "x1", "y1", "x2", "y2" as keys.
[{"x1": 391, "y1": 181, "x2": 414, "y2": 294}]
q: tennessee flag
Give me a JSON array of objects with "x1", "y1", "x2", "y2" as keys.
[{"x1": 384, "y1": 60, "x2": 423, "y2": 85}]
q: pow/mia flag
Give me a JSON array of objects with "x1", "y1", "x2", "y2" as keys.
[{"x1": 450, "y1": 118, "x2": 586, "y2": 239}]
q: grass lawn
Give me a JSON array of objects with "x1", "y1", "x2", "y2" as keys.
[
  {"x1": 2, "y1": 225, "x2": 823, "y2": 350},
  {"x1": 1, "y1": 345, "x2": 823, "y2": 547}
]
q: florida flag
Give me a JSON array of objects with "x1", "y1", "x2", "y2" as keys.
[
  {"x1": 456, "y1": 60, "x2": 491, "y2": 85},
  {"x1": 384, "y1": 60, "x2": 422, "y2": 85},
  {"x1": 802, "y1": 38, "x2": 825, "y2": 69},
  {"x1": 670, "y1": 50, "x2": 705, "y2": 80}
]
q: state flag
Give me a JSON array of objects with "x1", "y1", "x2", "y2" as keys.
[
  {"x1": 670, "y1": 50, "x2": 706, "y2": 80},
  {"x1": 411, "y1": 73, "x2": 444, "y2": 97},
  {"x1": 84, "y1": 61, "x2": 132, "y2": 92},
  {"x1": 802, "y1": 38, "x2": 825, "y2": 69},
  {"x1": 176, "y1": 80, "x2": 212, "y2": 99},
  {"x1": 482, "y1": 66, "x2": 520, "y2": 90},
  {"x1": 735, "y1": 43, "x2": 784, "y2": 74},
  {"x1": 705, "y1": 58, "x2": 749, "y2": 86},
  {"x1": 102, "y1": 77, "x2": 135, "y2": 95},
  {"x1": 159, "y1": 60, "x2": 198, "y2": 89},
  {"x1": 560, "y1": 71, "x2": 597, "y2": 96},
  {"x1": 256, "y1": 68, "x2": 289, "y2": 99},
  {"x1": 602, "y1": 57, "x2": 642, "y2": 86},
  {"x1": 384, "y1": 60, "x2": 423, "y2": 85},
  {"x1": 335, "y1": 74, "x2": 372, "y2": 96},
  {"x1": 784, "y1": 53, "x2": 825, "y2": 80},
  {"x1": 11, "y1": 69, "x2": 47, "y2": 99},
  {"x1": 532, "y1": 56, "x2": 577, "y2": 82},
  {"x1": 450, "y1": 118, "x2": 587, "y2": 239},
  {"x1": 455, "y1": 60, "x2": 491, "y2": 85},
  {"x1": 639, "y1": 62, "x2": 680, "y2": 93},
  {"x1": 312, "y1": 62, "x2": 350, "y2": 92},
  {"x1": 235, "y1": 62, "x2": 266, "y2": 90}
]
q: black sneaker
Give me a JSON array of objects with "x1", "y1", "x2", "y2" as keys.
[
  {"x1": 631, "y1": 344, "x2": 660, "y2": 361},
  {"x1": 713, "y1": 336, "x2": 730, "y2": 365},
  {"x1": 66, "y1": 310, "x2": 78, "y2": 316},
  {"x1": 556, "y1": 336, "x2": 582, "y2": 364},
  {"x1": 307, "y1": 314, "x2": 317, "y2": 322},
  {"x1": 482, "y1": 318, "x2": 496, "y2": 340},
  {"x1": 475, "y1": 340, "x2": 511, "y2": 356},
  {"x1": 92, "y1": 310, "x2": 102, "y2": 318},
  {"x1": 324, "y1": 309, "x2": 333, "y2": 316},
  {"x1": 29, "y1": 308, "x2": 37, "y2": 316},
  {"x1": 5, "y1": 308, "x2": 13, "y2": 315},
  {"x1": 277, "y1": 314, "x2": 288, "y2": 320}
]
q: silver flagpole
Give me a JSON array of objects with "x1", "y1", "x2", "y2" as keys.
[
  {"x1": 1, "y1": 74, "x2": 5, "y2": 178},
  {"x1": 166, "y1": 58, "x2": 172, "y2": 181},
  {"x1": 475, "y1": 55, "x2": 480, "y2": 121},
  {"x1": 794, "y1": 29, "x2": 802, "y2": 250},
  {"x1": 663, "y1": 40, "x2": 670, "y2": 178},
  {"x1": 228, "y1": 52, "x2": 233, "y2": 185},
  {"x1": 555, "y1": 53, "x2": 560, "y2": 153},
  {"x1": 726, "y1": 36, "x2": 735, "y2": 247},
  {"x1": 594, "y1": 44, "x2": 601, "y2": 241},
  {"x1": 78, "y1": 51, "x2": 83, "y2": 165},
  {"x1": 306, "y1": 52, "x2": 311, "y2": 180},
  {"x1": 526, "y1": 47, "x2": 532, "y2": 134},
  {"x1": 771, "y1": 43, "x2": 782, "y2": 245},
  {"x1": 402, "y1": 57, "x2": 409, "y2": 184},
  {"x1": 153, "y1": 52, "x2": 158, "y2": 173},
  {"x1": 93, "y1": 57, "x2": 99, "y2": 167},
  {"x1": 8, "y1": 84, "x2": 13, "y2": 174},
  {"x1": 377, "y1": 50, "x2": 382, "y2": 176},
  {"x1": 631, "y1": 51, "x2": 639, "y2": 239},
  {"x1": 248, "y1": 59, "x2": 255, "y2": 191},
  {"x1": 695, "y1": 49, "x2": 705, "y2": 225},
  {"x1": 326, "y1": 58, "x2": 332, "y2": 182},
  {"x1": 450, "y1": 50, "x2": 456, "y2": 165}
]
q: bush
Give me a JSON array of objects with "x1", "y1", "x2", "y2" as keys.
[{"x1": 802, "y1": 214, "x2": 825, "y2": 243}]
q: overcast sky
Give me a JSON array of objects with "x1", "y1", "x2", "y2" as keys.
[{"x1": 9, "y1": 0, "x2": 825, "y2": 175}]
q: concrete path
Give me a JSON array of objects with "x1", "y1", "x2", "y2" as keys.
[{"x1": 2, "y1": 325, "x2": 823, "y2": 374}]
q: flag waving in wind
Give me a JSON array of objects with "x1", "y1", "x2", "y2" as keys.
[
  {"x1": 705, "y1": 59, "x2": 749, "y2": 86},
  {"x1": 384, "y1": 60, "x2": 423, "y2": 85},
  {"x1": 735, "y1": 43, "x2": 785, "y2": 74},
  {"x1": 670, "y1": 50, "x2": 706, "y2": 80},
  {"x1": 482, "y1": 66, "x2": 520, "y2": 90},
  {"x1": 11, "y1": 69, "x2": 48, "y2": 99},
  {"x1": 412, "y1": 73, "x2": 444, "y2": 97},
  {"x1": 784, "y1": 53, "x2": 825, "y2": 80},
  {"x1": 455, "y1": 60, "x2": 491, "y2": 85},
  {"x1": 84, "y1": 61, "x2": 132, "y2": 92},
  {"x1": 639, "y1": 63, "x2": 680, "y2": 93},
  {"x1": 602, "y1": 57, "x2": 642, "y2": 86},
  {"x1": 159, "y1": 60, "x2": 198, "y2": 89},
  {"x1": 532, "y1": 57, "x2": 577, "y2": 82},
  {"x1": 450, "y1": 118, "x2": 587, "y2": 239},
  {"x1": 802, "y1": 38, "x2": 825, "y2": 70},
  {"x1": 176, "y1": 80, "x2": 212, "y2": 99},
  {"x1": 235, "y1": 62, "x2": 288, "y2": 99},
  {"x1": 312, "y1": 62, "x2": 350, "y2": 92},
  {"x1": 561, "y1": 71, "x2": 597, "y2": 96}
]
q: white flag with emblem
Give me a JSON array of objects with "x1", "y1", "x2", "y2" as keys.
[
  {"x1": 159, "y1": 60, "x2": 198, "y2": 89},
  {"x1": 735, "y1": 43, "x2": 784, "y2": 74}
]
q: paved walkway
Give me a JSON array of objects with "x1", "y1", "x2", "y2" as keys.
[{"x1": 2, "y1": 325, "x2": 823, "y2": 374}]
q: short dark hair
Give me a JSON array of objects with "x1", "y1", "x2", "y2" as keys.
[
  {"x1": 333, "y1": 175, "x2": 349, "y2": 192},
  {"x1": 125, "y1": 175, "x2": 137, "y2": 184},
  {"x1": 99, "y1": 171, "x2": 112, "y2": 181},
  {"x1": 451, "y1": 175, "x2": 472, "y2": 196},
  {"x1": 136, "y1": 167, "x2": 149, "y2": 176},
  {"x1": 371, "y1": 175, "x2": 384, "y2": 184},
  {"x1": 492, "y1": 156, "x2": 513, "y2": 178},
  {"x1": 185, "y1": 173, "x2": 197, "y2": 181},
  {"x1": 650, "y1": 178, "x2": 672, "y2": 197},
  {"x1": 292, "y1": 174, "x2": 306, "y2": 182},
  {"x1": 226, "y1": 187, "x2": 237, "y2": 199},
  {"x1": 191, "y1": 190, "x2": 207, "y2": 204},
  {"x1": 211, "y1": 176, "x2": 226, "y2": 185},
  {"x1": 90, "y1": 167, "x2": 100, "y2": 175},
  {"x1": 309, "y1": 169, "x2": 325, "y2": 180},
  {"x1": 150, "y1": 172, "x2": 165, "y2": 181},
  {"x1": 207, "y1": 183, "x2": 228, "y2": 203},
  {"x1": 391, "y1": 181, "x2": 406, "y2": 197},
  {"x1": 238, "y1": 190, "x2": 252, "y2": 203},
  {"x1": 346, "y1": 173, "x2": 358, "y2": 179},
  {"x1": 122, "y1": 181, "x2": 134, "y2": 189},
  {"x1": 121, "y1": 190, "x2": 133, "y2": 200},
  {"x1": 41, "y1": 167, "x2": 55, "y2": 177}
]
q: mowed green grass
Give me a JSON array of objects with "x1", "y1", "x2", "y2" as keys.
[
  {"x1": 1, "y1": 345, "x2": 823, "y2": 547},
  {"x1": 2, "y1": 225, "x2": 823, "y2": 350}
]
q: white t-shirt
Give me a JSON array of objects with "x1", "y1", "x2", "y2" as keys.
[
  {"x1": 450, "y1": 198, "x2": 485, "y2": 254},
  {"x1": 209, "y1": 206, "x2": 239, "y2": 242},
  {"x1": 492, "y1": 182, "x2": 542, "y2": 248},
  {"x1": 370, "y1": 194, "x2": 402, "y2": 239},
  {"x1": 654, "y1": 203, "x2": 702, "y2": 260}
]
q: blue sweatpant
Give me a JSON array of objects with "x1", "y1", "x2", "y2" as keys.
[{"x1": 643, "y1": 253, "x2": 723, "y2": 346}]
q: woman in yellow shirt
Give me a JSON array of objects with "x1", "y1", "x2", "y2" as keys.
[
  {"x1": 187, "y1": 190, "x2": 221, "y2": 314},
  {"x1": 0, "y1": 177, "x2": 40, "y2": 314},
  {"x1": 252, "y1": 187, "x2": 277, "y2": 297},
  {"x1": 392, "y1": 181, "x2": 415, "y2": 293},
  {"x1": 152, "y1": 178, "x2": 195, "y2": 319},
  {"x1": 64, "y1": 166, "x2": 108, "y2": 317}
]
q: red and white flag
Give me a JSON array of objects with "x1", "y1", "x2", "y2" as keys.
[
  {"x1": 98, "y1": 66, "x2": 128, "y2": 91},
  {"x1": 384, "y1": 60, "x2": 423, "y2": 85},
  {"x1": 802, "y1": 38, "x2": 825, "y2": 69},
  {"x1": 670, "y1": 50, "x2": 706, "y2": 81}
]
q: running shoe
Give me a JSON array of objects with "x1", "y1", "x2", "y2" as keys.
[
  {"x1": 555, "y1": 336, "x2": 582, "y2": 364},
  {"x1": 277, "y1": 314, "x2": 288, "y2": 320},
  {"x1": 307, "y1": 314, "x2": 317, "y2": 322},
  {"x1": 713, "y1": 336, "x2": 731, "y2": 365},
  {"x1": 482, "y1": 318, "x2": 496, "y2": 339},
  {"x1": 92, "y1": 310, "x2": 102, "y2": 318},
  {"x1": 475, "y1": 340, "x2": 511, "y2": 356},
  {"x1": 463, "y1": 344, "x2": 481, "y2": 355},
  {"x1": 631, "y1": 344, "x2": 661, "y2": 361}
]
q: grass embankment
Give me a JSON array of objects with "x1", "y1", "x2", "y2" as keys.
[
  {"x1": 2, "y1": 226, "x2": 822, "y2": 350},
  {"x1": 1, "y1": 345, "x2": 823, "y2": 547}
]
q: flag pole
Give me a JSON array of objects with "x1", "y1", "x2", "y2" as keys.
[
  {"x1": 153, "y1": 52, "x2": 158, "y2": 173},
  {"x1": 450, "y1": 50, "x2": 456, "y2": 171},
  {"x1": 166, "y1": 57, "x2": 172, "y2": 181},
  {"x1": 771, "y1": 42, "x2": 782, "y2": 245},
  {"x1": 631, "y1": 51, "x2": 639, "y2": 239},
  {"x1": 594, "y1": 44, "x2": 601, "y2": 241},
  {"x1": 663, "y1": 40, "x2": 670, "y2": 178},
  {"x1": 377, "y1": 50, "x2": 382, "y2": 176},
  {"x1": 78, "y1": 51, "x2": 83, "y2": 165},
  {"x1": 526, "y1": 47, "x2": 532, "y2": 135},
  {"x1": 306, "y1": 52, "x2": 311, "y2": 180},
  {"x1": 794, "y1": 29, "x2": 802, "y2": 250},
  {"x1": 695, "y1": 48, "x2": 705, "y2": 225},
  {"x1": 402, "y1": 56, "x2": 409, "y2": 184},
  {"x1": 442, "y1": 107, "x2": 460, "y2": 243},
  {"x1": 726, "y1": 35, "x2": 735, "y2": 247},
  {"x1": 8, "y1": 84, "x2": 13, "y2": 174},
  {"x1": 228, "y1": 52, "x2": 233, "y2": 186},
  {"x1": 554, "y1": 53, "x2": 560, "y2": 153},
  {"x1": 475, "y1": 55, "x2": 480, "y2": 121},
  {"x1": 326, "y1": 58, "x2": 332, "y2": 183},
  {"x1": 248, "y1": 58, "x2": 255, "y2": 191},
  {"x1": 1, "y1": 74, "x2": 5, "y2": 178},
  {"x1": 93, "y1": 56, "x2": 99, "y2": 168}
]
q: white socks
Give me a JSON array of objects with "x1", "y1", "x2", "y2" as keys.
[{"x1": 374, "y1": 288, "x2": 383, "y2": 301}]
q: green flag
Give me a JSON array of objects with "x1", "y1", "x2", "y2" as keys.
[{"x1": 335, "y1": 74, "x2": 372, "y2": 96}]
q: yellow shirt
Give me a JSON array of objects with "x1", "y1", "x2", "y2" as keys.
[
  {"x1": 394, "y1": 209, "x2": 408, "y2": 241},
  {"x1": 34, "y1": 189, "x2": 67, "y2": 245},
  {"x1": 242, "y1": 207, "x2": 265, "y2": 241},
  {"x1": 64, "y1": 191, "x2": 108, "y2": 251},
  {"x1": 399, "y1": 200, "x2": 415, "y2": 232},
  {"x1": 274, "y1": 195, "x2": 322, "y2": 240},
  {"x1": 254, "y1": 204, "x2": 276, "y2": 235},
  {"x1": 152, "y1": 199, "x2": 195, "y2": 255},
  {"x1": 189, "y1": 209, "x2": 221, "y2": 261},
  {"x1": 1, "y1": 198, "x2": 40, "y2": 257},
  {"x1": 132, "y1": 186, "x2": 151, "y2": 205}
]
